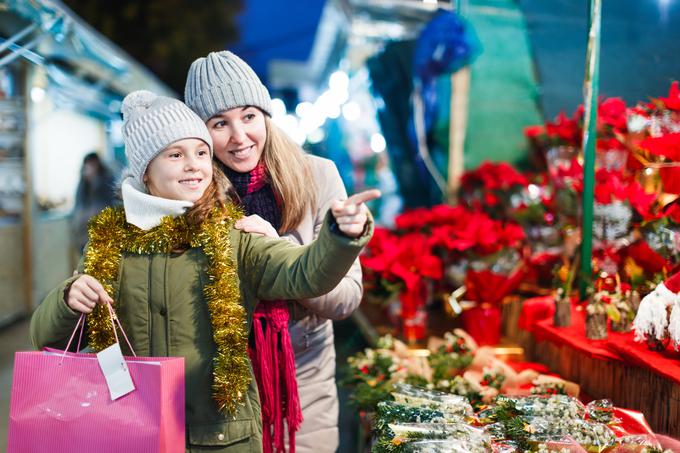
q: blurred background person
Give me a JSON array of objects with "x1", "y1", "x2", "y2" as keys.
[{"x1": 71, "y1": 152, "x2": 116, "y2": 253}]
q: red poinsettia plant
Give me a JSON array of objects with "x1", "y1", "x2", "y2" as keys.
[
  {"x1": 628, "y1": 82, "x2": 680, "y2": 194},
  {"x1": 638, "y1": 133, "x2": 680, "y2": 162},
  {"x1": 426, "y1": 210, "x2": 525, "y2": 258},
  {"x1": 360, "y1": 226, "x2": 443, "y2": 308},
  {"x1": 626, "y1": 82, "x2": 680, "y2": 165},
  {"x1": 596, "y1": 97, "x2": 628, "y2": 144},
  {"x1": 460, "y1": 161, "x2": 529, "y2": 192},
  {"x1": 361, "y1": 203, "x2": 527, "y2": 313},
  {"x1": 659, "y1": 81, "x2": 680, "y2": 111},
  {"x1": 458, "y1": 162, "x2": 531, "y2": 218},
  {"x1": 525, "y1": 97, "x2": 628, "y2": 151},
  {"x1": 630, "y1": 81, "x2": 680, "y2": 124},
  {"x1": 524, "y1": 109, "x2": 583, "y2": 150}
]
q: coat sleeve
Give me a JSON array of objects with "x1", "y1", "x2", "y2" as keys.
[
  {"x1": 293, "y1": 158, "x2": 363, "y2": 320},
  {"x1": 238, "y1": 211, "x2": 372, "y2": 303},
  {"x1": 30, "y1": 248, "x2": 109, "y2": 351},
  {"x1": 30, "y1": 274, "x2": 83, "y2": 350}
]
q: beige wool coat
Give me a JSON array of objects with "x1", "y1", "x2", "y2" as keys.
[{"x1": 283, "y1": 156, "x2": 363, "y2": 453}]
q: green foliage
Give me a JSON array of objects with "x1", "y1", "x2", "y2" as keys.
[
  {"x1": 429, "y1": 352, "x2": 473, "y2": 381},
  {"x1": 605, "y1": 303, "x2": 621, "y2": 323},
  {"x1": 371, "y1": 432, "x2": 428, "y2": 453},
  {"x1": 404, "y1": 374, "x2": 430, "y2": 388},
  {"x1": 481, "y1": 370, "x2": 506, "y2": 391},
  {"x1": 341, "y1": 351, "x2": 396, "y2": 410},
  {"x1": 351, "y1": 381, "x2": 394, "y2": 411},
  {"x1": 374, "y1": 401, "x2": 444, "y2": 438},
  {"x1": 487, "y1": 400, "x2": 531, "y2": 452}
]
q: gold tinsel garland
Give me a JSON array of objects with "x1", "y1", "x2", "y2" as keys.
[{"x1": 84, "y1": 205, "x2": 250, "y2": 414}]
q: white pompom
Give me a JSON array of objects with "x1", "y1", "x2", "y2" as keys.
[
  {"x1": 633, "y1": 282, "x2": 676, "y2": 342},
  {"x1": 121, "y1": 90, "x2": 157, "y2": 120}
]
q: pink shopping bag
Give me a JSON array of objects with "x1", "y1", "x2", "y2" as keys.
[{"x1": 7, "y1": 313, "x2": 185, "y2": 453}]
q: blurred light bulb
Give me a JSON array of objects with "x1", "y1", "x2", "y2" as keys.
[
  {"x1": 370, "y1": 133, "x2": 386, "y2": 153},
  {"x1": 300, "y1": 115, "x2": 325, "y2": 134},
  {"x1": 271, "y1": 98, "x2": 287, "y2": 117},
  {"x1": 342, "y1": 102, "x2": 361, "y2": 122},
  {"x1": 31, "y1": 86, "x2": 45, "y2": 103},
  {"x1": 329, "y1": 71, "x2": 349, "y2": 92},
  {"x1": 108, "y1": 99, "x2": 122, "y2": 113},
  {"x1": 327, "y1": 105, "x2": 341, "y2": 119},
  {"x1": 295, "y1": 101, "x2": 314, "y2": 118},
  {"x1": 292, "y1": 129, "x2": 306, "y2": 145},
  {"x1": 307, "y1": 128, "x2": 326, "y2": 144}
]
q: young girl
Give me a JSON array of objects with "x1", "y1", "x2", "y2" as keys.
[
  {"x1": 30, "y1": 90, "x2": 376, "y2": 453},
  {"x1": 185, "y1": 51, "x2": 364, "y2": 453}
]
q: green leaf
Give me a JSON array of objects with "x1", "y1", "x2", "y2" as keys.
[{"x1": 605, "y1": 304, "x2": 621, "y2": 323}]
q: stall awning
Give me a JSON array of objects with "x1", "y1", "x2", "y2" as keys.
[{"x1": 0, "y1": 0, "x2": 173, "y2": 117}]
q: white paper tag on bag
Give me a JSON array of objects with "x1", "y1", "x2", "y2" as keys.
[{"x1": 96, "y1": 342, "x2": 135, "y2": 400}]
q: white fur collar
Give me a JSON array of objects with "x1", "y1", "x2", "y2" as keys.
[{"x1": 121, "y1": 177, "x2": 193, "y2": 230}]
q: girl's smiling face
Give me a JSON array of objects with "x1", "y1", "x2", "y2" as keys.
[{"x1": 144, "y1": 138, "x2": 212, "y2": 202}]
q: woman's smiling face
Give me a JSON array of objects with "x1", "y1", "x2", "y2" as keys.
[{"x1": 206, "y1": 106, "x2": 267, "y2": 173}]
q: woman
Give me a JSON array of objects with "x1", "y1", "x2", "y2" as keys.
[
  {"x1": 185, "y1": 51, "x2": 363, "y2": 453},
  {"x1": 30, "y1": 90, "x2": 376, "y2": 452}
]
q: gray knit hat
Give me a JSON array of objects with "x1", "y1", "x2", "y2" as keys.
[
  {"x1": 184, "y1": 51, "x2": 272, "y2": 121},
  {"x1": 121, "y1": 90, "x2": 213, "y2": 187}
]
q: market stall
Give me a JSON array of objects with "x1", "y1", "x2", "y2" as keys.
[
  {"x1": 264, "y1": 0, "x2": 680, "y2": 449},
  {"x1": 0, "y1": 0, "x2": 172, "y2": 326},
  {"x1": 349, "y1": 75, "x2": 680, "y2": 439}
]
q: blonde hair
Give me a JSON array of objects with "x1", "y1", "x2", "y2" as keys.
[{"x1": 261, "y1": 116, "x2": 316, "y2": 232}]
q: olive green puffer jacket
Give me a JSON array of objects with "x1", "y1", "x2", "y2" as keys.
[{"x1": 30, "y1": 211, "x2": 372, "y2": 453}]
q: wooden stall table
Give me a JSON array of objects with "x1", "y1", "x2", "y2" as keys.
[{"x1": 520, "y1": 299, "x2": 680, "y2": 436}]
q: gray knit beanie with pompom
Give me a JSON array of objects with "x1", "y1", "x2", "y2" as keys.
[{"x1": 121, "y1": 90, "x2": 213, "y2": 187}]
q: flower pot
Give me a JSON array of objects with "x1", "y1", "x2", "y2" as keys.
[
  {"x1": 585, "y1": 313, "x2": 608, "y2": 340},
  {"x1": 637, "y1": 166, "x2": 662, "y2": 194},
  {"x1": 546, "y1": 146, "x2": 580, "y2": 188},
  {"x1": 402, "y1": 307, "x2": 427, "y2": 344},
  {"x1": 398, "y1": 282, "x2": 431, "y2": 343},
  {"x1": 596, "y1": 148, "x2": 628, "y2": 172},
  {"x1": 461, "y1": 304, "x2": 502, "y2": 346},
  {"x1": 553, "y1": 297, "x2": 572, "y2": 327},
  {"x1": 641, "y1": 304, "x2": 673, "y2": 351},
  {"x1": 592, "y1": 201, "x2": 632, "y2": 242}
]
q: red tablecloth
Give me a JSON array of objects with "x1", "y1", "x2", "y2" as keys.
[
  {"x1": 519, "y1": 296, "x2": 680, "y2": 384},
  {"x1": 607, "y1": 332, "x2": 680, "y2": 385},
  {"x1": 532, "y1": 305, "x2": 623, "y2": 362},
  {"x1": 517, "y1": 296, "x2": 554, "y2": 332}
]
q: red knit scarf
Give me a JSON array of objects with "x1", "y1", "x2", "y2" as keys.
[
  {"x1": 250, "y1": 303, "x2": 303, "y2": 453},
  {"x1": 232, "y1": 160, "x2": 302, "y2": 453}
]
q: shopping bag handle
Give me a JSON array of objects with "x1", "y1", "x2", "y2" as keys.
[
  {"x1": 60, "y1": 303, "x2": 137, "y2": 363},
  {"x1": 105, "y1": 303, "x2": 136, "y2": 357}
]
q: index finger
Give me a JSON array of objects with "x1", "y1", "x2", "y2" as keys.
[{"x1": 345, "y1": 189, "x2": 382, "y2": 206}]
